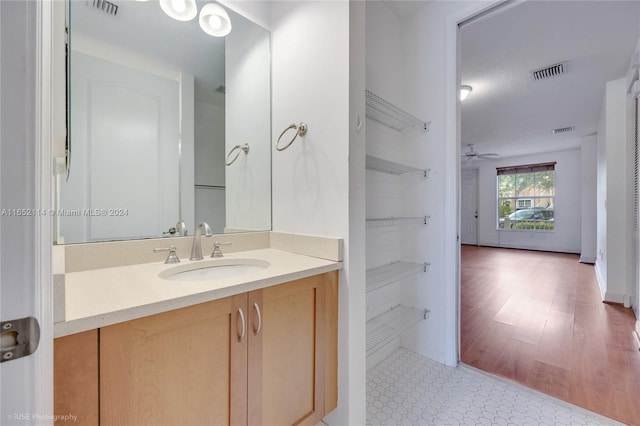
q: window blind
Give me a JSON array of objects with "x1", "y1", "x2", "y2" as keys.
[{"x1": 496, "y1": 162, "x2": 556, "y2": 175}]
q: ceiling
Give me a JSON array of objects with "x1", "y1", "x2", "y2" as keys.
[{"x1": 460, "y1": 0, "x2": 640, "y2": 159}]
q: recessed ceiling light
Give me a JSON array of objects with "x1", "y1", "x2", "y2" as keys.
[
  {"x1": 199, "y1": 3, "x2": 232, "y2": 37},
  {"x1": 159, "y1": 0, "x2": 197, "y2": 21}
]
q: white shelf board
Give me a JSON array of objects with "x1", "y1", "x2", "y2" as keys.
[
  {"x1": 365, "y1": 89, "x2": 429, "y2": 131},
  {"x1": 366, "y1": 155, "x2": 426, "y2": 176},
  {"x1": 366, "y1": 261, "x2": 427, "y2": 293},
  {"x1": 366, "y1": 305, "x2": 425, "y2": 358},
  {"x1": 366, "y1": 216, "x2": 428, "y2": 228}
]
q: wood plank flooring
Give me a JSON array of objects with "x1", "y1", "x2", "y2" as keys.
[{"x1": 461, "y1": 245, "x2": 640, "y2": 426}]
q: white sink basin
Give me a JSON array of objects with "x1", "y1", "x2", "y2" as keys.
[{"x1": 160, "y1": 259, "x2": 270, "y2": 282}]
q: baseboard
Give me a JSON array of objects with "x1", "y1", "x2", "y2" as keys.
[
  {"x1": 634, "y1": 321, "x2": 640, "y2": 351},
  {"x1": 579, "y1": 255, "x2": 596, "y2": 264},
  {"x1": 477, "y1": 243, "x2": 580, "y2": 255},
  {"x1": 604, "y1": 291, "x2": 626, "y2": 305},
  {"x1": 594, "y1": 263, "x2": 606, "y2": 300}
]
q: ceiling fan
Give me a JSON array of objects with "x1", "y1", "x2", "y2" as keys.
[{"x1": 461, "y1": 144, "x2": 498, "y2": 161}]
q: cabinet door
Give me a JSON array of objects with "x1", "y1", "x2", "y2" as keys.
[
  {"x1": 249, "y1": 272, "x2": 338, "y2": 426},
  {"x1": 54, "y1": 330, "x2": 99, "y2": 425},
  {"x1": 100, "y1": 294, "x2": 248, "y2": 426}
]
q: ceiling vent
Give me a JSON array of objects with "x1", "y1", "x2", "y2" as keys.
[
  {"x1": 552, "y1": 126, "x2": 575, "y2": 134},
  {"x1": 531, "y1": 62, "x2": 565, "y2": 81},
  {"x1": 88, "y1": 0, "x2": 119, "y2": 16}
]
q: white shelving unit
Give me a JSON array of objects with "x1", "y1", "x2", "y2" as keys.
[
  {"x1": 366, "y1": 216, "x2": 429, "y2": 228},
  {"x1": 365, "y1": 89, "x2": 430, "y2": 366},
  {"x1": 366, "y1": 155, "x2": 429, "y2": 178},
  {"x1": 365, "y1": 89, "x2": 430, "y2": 131},
  {"x1": 366, "y1": 261, "x2": 429, "y2": 293},
  {"x1": 366, "y1": 305, "x2": 428, "y2": 358}
]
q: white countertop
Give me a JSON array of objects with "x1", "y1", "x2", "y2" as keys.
[{"x1": 54, "y1": 248, "x2": 342, "y2": 337}]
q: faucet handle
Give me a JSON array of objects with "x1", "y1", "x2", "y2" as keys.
[
  {"x1": 154, "y1": 245, "x2": 181, "y2": 264},
  {"x1": 211, "y1": 241, "x2": 232, "y2": 258}
]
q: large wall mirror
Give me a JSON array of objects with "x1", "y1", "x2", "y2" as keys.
[{"x1": 58, "y1": 0, "x2": 271, "y2": 244}]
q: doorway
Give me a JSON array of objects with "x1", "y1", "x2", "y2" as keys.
[{"x1": 457, "y1": 0, "x2": 640, "y2": 424}]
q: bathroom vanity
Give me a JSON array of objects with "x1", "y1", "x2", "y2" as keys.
[
  {"x1": 54, "y1": 1, "x2": 340, "y2": 423},
  {"x1": 53, "y1": 234, "x2": 341, "y2": 426}
]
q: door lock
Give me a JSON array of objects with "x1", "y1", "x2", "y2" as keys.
[{"x1": 0, "y1": 317, "x2": 40, "y2": 363}]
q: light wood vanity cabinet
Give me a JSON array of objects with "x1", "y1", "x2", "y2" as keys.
[
  {"x1": 249, "y1": 272, "x2": 338, "y2": 425},
  {"x1": 100, "y1": 294, "x2": 247, "y2": 426},
  {"x1": 54, "y1": 330, "x2": 100, "y2": 425},
  {"x1": 54, "y1": 271, "x2": 338, "y2": 426}
]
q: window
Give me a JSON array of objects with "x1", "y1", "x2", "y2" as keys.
[
  {"x1": 497, "y1": 162, "x2": 555, "y2": 230},
  {"x1": 516, "y1": 199, "x2": 533, "y2": 209}
]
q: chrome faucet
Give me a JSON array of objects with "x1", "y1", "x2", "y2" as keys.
[
  {"x1": 211, "y1": 241, "x2": 232, "y2": 258},
  {"x1": 190, "y1": 222, "x2": 212, "y2": 260},
  {"x1": 175, "y1": 220, "x2": 188, "y2": 236},
  {"x1": 153, "y1": 245, "x2": 181, "y2": 264}
]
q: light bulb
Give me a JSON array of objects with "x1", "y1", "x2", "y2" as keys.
[
  {"x1": 208, "y1": 14, "x2": 223, "y2": 30},
  {"x1": 159, "y1": 0, "x2": 197, "y2": 21},
  {"x1": 460, "y1": 85, "x2": 472, "y2": 101},
  {"x1": 171, "y1": 0, "x2": 186, "y2": 13},
  {"x1": 199, "y1": 3, "x2": 232, "y2": 37}
]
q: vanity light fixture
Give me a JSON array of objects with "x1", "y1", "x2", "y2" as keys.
[
  {"x1": 199, "y1": 3, "x2": 232, "y2": 37},
  {"x1": 460, "y1": 85, "x2": 472, "y2": 101},
  {"x1": 159, "y1": 0, "x2": 197, "y2": 21}
]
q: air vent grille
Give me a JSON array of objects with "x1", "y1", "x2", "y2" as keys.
[
  {"x1": 552, "y1": 126, "x2": 575, "y2": 134},
  {"x1": 531, "y1": 62, "x2": 565, "y2": 81},
  {"x1": 88, "y1": 0, "x2": 119, "y2": 16}
]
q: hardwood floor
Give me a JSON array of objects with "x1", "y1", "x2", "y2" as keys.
[{"x1": 461, "y1": 245, "x2": 640, "y2": 426}]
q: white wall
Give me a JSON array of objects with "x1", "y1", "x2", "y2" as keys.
[
  {"x1": 194, "y1": 100, "x2": 225, "y2": 232},
  {"x1": 270, "y1": 2, "x2": 361, "y2": 425},
  {"x1": 596, "y1": 96, "x2": 607, "y2": 296},
  {"x1": 345, "y1": 1, "x2": 367, "y2": 424},
  {"x1": 1, "y1": 0, "x2": 53, "y2": 421},
  {"x1": 219, "y1": 0, "x2": 271, "y2": 31},
  {"x1": 581, "y1": 135, "x2": 597, "y2": 263},
  {"x1": 225, "y1": 15, "x2": 271, "y2": 231},
  {"x1": 365, "y1": 1, "x2": 403, "y2": 106},
  {"x1": 398, "y1": 1, "x2": 492, "y2": 367},
  {"x1": 471, "y1": 149, "x2": 582, "y2": 254},
  {"x1": 596, "y1": 77, "x2": 632, "y2": 304}
]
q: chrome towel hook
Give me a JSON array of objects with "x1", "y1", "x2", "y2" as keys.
[
  {"x1": 275, "y1": 122, "x2": 308, "y2": 151},
  {"x1": 225, "y1": 143, "x2": 250, "y2": 166}
]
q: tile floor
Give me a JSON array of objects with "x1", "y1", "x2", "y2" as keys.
[{"x1": 366, "y1": 349, "x2": 623, "y2": 426}]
